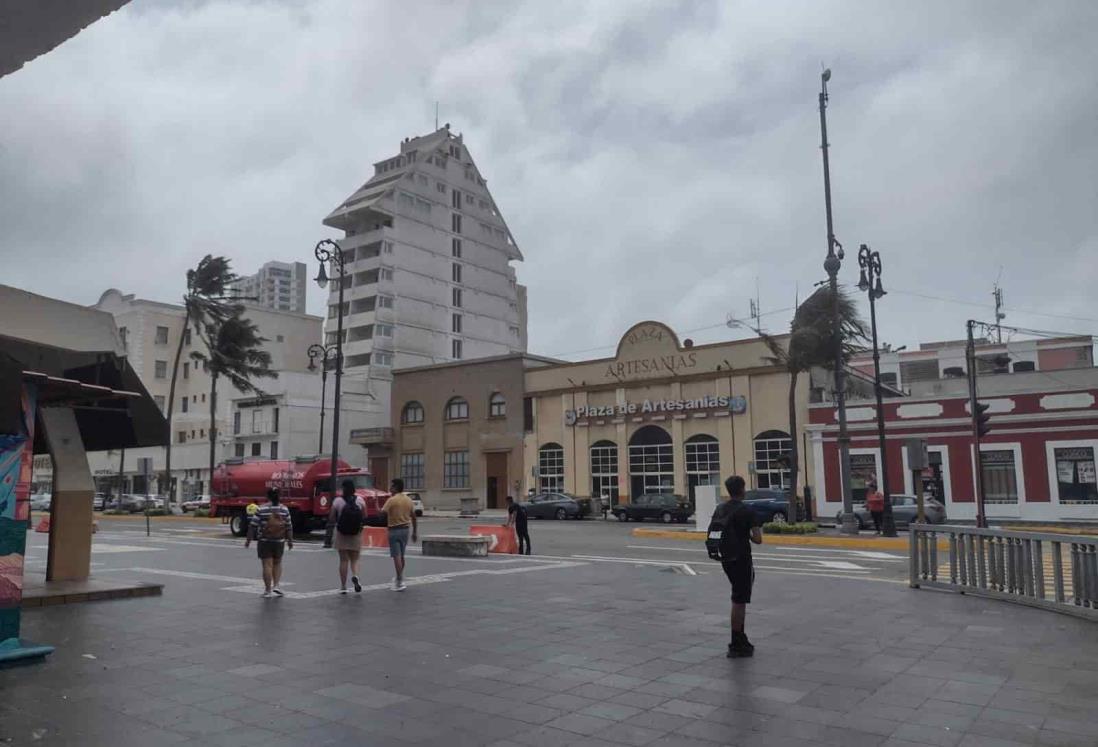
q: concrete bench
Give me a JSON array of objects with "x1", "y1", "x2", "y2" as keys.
[{"x1": 421, "y1": 535, "x2": 492, "y2": 557}]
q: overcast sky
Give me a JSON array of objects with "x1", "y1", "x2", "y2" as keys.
[{"x1": 2, "y1": 0, "x2": 1096, "y2": 360}]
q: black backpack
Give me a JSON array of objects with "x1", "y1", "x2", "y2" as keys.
[
  {"x1": 336, "y1": 497, "x2": 364, "y2": 536},
  {"x1": 705, "y1": 510, "x2": 727, "y2": 561}
]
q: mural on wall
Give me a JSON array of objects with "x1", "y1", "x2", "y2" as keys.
[{"x1": 0, "y1": 383, "x2": 36, "y2": 643}]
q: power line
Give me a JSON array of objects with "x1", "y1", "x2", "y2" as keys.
[{"x1": 890, "y1": 288, "x2": 1098, "y2": 325}]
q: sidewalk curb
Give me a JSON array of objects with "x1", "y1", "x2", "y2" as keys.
[{"x1": 631, "y1": 527, "x2": 942, "y2": 550}]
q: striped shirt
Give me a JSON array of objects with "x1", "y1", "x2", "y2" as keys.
[{"x1": 250, "y1": 503, "x2": 292, "y2": 542}]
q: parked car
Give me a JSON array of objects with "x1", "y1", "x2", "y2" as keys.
[
  {"x1": 93, "y1": 493, "x2": 107, "y2": 511},
  {"x1": 613, "y1": 493, "x2": 692, "y2": 523},
  {"x1": 743, "y1": 489, "x2": 791, "y2": 524},
  {"x1": 407, "y1": 492, "x2": 425, "y2": 517},
  {"x1": 838, "y1": 494, "x2": 947, "y2": 529},
  {"x1": 109, "y1": 494, "x2": 164, "y2": 513},
  {"x1": 521, "y1": 492, "x2": 586, "y2": 520},
  {"x1": 29, "y1": 493, "x2": 52, "y2": 511},
  {"x1": 181, "y1": 496, "x2": 211, "y2": 513}
]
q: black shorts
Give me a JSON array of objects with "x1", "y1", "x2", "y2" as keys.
[
  {"x1": 722, "y1": 561, "x2": 754, "y2": 604},
  {"x1": 257, "y1": 540, "x2": 285, "y2": 560}
]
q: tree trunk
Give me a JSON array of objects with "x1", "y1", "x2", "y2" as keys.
[
  {"x1": 164, "y1": 310, "x2": 190, "y2": 509},
  {"x1": 208, "y1": 371, "x2": 218, "y2": 497},
  {"x1": 787, "y1": 371, "x2": 800, "y2": 522}
]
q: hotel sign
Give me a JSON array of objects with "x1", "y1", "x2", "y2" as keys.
[{"x1": 566, "y1": 395, "x2": 746, "y2": 425}]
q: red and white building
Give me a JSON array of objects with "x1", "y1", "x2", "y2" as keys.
[{"x1": 808, "y1": 367, "x2": 1098, "y2": 523}]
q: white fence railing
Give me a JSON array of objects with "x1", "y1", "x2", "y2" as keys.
[{"x1": 910, "y1": 523, "x2": 1098, "y2": 621}]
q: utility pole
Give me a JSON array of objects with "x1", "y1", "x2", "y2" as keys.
[
  {"x1": 993, "y1": 285, "x2": 1005, "y2": 344},
  {"x1": 819, "y1": 68, "x2": 857, "y2": 534},
  {"x1": 966, "y1": 320, "x2": 991, "y2": 528}
]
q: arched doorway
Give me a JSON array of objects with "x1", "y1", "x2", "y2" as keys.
[
  {"x1": 590, "y1": 440, "x2": 619, "y2": 506},
  {"x1": 754, "y1": 430, "x2": 792, "y2": 490},
  {"x1": 629, "y1": 425, "x2": 673, "y2": 499},
  {"x1": 685, "y1": 434, "x2": 720, "y2": 505}
]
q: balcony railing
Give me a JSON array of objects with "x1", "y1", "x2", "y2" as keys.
[{"x1": 910, "y1": 523, "x2": 1098, "y2": 621}]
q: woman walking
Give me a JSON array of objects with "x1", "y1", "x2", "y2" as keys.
[
  {"x1": 865, "y1": 481, "x2": 885, "y2": 535},
  {"x1": 325, "y1": 479, "x2": 365, "y2": 594}
]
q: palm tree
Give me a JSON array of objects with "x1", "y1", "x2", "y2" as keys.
[
  {"x1": 190, "y1": 310, "x2": 277, "y2": 491},
  {"x1": 756, "y1": 285, "x2": 867, "y2": 520},
  {"x1": 163, "y1": 256, "x2": 240, "y2": 506}
]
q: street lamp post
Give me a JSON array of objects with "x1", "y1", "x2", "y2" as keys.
[
  {"x1": 314, "y1": 239, "x2": 347, "y2": 493},
  {"x1": 858, "y1": 244, "x2": 897, "y2": 537},
  {"x1": 306, "y1": 343, "x2": 338, "y2": 454},
  {"x1": 819, "y1": 68, "x2": 858, "y2": 534}
]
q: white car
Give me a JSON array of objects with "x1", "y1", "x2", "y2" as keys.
[
  {"x1": 408, "y1": 492, "x2": 425, "y2": 517},
  {"x1": 29, "y1": 493, "x2": 52, "y2": 511}
]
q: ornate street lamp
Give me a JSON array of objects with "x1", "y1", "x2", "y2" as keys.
[
  {"x1": 314, "y1": 239, "x2": 347, "y2": 491},
  {"x1": 307, "y1": 343, "x2": 339, "y2": 454},
  {"x1": 819, "y1": 68, "x2": 858, "y2": 534},
  {"x1": 858, "y1": 244, "x2": 897, "y2": 537}
]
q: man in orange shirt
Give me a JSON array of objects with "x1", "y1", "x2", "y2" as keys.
[{"x1": 865, "y1": 481, "x2": 885, "y2": 535}]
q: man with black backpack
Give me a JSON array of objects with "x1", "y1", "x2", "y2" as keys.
[
  {"x1": 245, "y1": 488, "x2": 293, "y2": 598},
  {"x1": 325, "y1": 479, "x2": 366, "y2": 595},
  {"x1": 705, "y1": 475, "x2": 762, "y2": 658}
]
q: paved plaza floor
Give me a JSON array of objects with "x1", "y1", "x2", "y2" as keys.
[{"x1": 2, "y1": 521, "x2": 1098, "y2": 746}]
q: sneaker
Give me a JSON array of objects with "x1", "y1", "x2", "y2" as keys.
[
  {"x1": 352, "y1": 575, "x2": 362, "y2": 593},
  {"x1": 396, "y1": 581, "x2": 407, "y2": 592},
  {"x1": 272, "y1": 588, "x2": 284, "y2": 597},
  {"x1": 734, "y1": 632, "x2": 755, "y2": 653},
  {"x1": 339, "y1": 588, "x2": 348, "y2": 596},
  {"x1": 261, "y1": 591, "x2": 273, "y2": 599}
]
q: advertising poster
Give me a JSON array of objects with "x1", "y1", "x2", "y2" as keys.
[{"x1": 0, "y1": 384, "x2": 36, "y2": 643}]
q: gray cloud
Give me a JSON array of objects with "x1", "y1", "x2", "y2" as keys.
[{"x1": 1, "y1": 0, "x2": 1095, "y2": 360}]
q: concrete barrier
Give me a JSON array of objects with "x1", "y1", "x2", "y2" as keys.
[{"x1": 421, "y1": 535, "x2": 491, "y2": 557}]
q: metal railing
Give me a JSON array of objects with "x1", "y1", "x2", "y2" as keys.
[{"x1": 910, "y1": 523, "x2": 1098, "y2": 620}]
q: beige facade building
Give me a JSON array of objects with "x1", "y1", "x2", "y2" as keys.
[
  {"x1": 376, "y1": 354, "x2": 557, "y2": 510},
  {"x1": 523, "y1": 322, "x2": 811, "y2": 504}
]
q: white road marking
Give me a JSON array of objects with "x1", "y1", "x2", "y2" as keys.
[
  {"x1": 766, "y1": 546, "x2": 904, "y2": 560},
  {"x1": 91, "y1": 544, "x2": 163, "y2": 554},
  {"x1": 627, "y1": 545, "x2": 897, "y2": 565},
  {"x1": 752, "y1": 563, "x2": 869, "y2": 574},
  {"x1": 97, "y1": 567, "x2": 295, "y2": 585}
]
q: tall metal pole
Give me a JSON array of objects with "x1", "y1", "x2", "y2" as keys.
[
  {"x1": 819, "y1": 69, "x2": 857, "y2": 534},
  {"x1": 315, "y1": 240, "x2": 346, "y2": 494},
  {"x1": 967, "y1": 320, "x2": 988, "y2": 528},
  {"x1": 859, "y1": 245, "x2": 897, "y2": 537},
  {"x1": 318, "y1": 365, "x2": 327, "y2": 454}
]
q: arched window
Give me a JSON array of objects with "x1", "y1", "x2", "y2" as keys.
[
  {"x1": 488, "y1": 392, "x2": 506, "y2": 418},
  {"x1": 590, "y1": 440, "x2": 619, "y2": 505},
  {"x1": 444, "y1": 397, "x2": 469, "y2": 421},
  {"x1": 685, "y1": 434, "x2": 720, "y2": 502},
  {"x1": 629, "y1": 425, "x2": 674, "y2": 498},
  {"x1": 401, "y1": 401, "x2": 424, "y2": 424},
  {"x1": 754, "y1": 430, "x2": 792, "y2": 490},
  {"x1": 538, "y1": 443, "x2": 564, "y2": 492}
]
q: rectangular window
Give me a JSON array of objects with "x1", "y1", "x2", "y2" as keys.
[
  {"x1": 155, "y1": 326, "x2": 169, "y2": 345},
  {"x1": 980, "y1": 449, "x2": 1019, "y2": 504},
  {"x1": 383, "y1": 241, "x2": 393, "y2": 254},
  {"x1": 414, "y1": 197, "x2": 431, "y2": 214},
  {"x1": 376, "y1": 324, "x2": 393, "y2": 337},
  {"x1": 452, "y1": 339, "x2": 463, "y2": 359},
  {"x1": 452, "y1": 238, "x2": 462, "y2": 258},
  {"x1": 380, "y1": 268, "x2": 393, "y2": 281},
  {"x1": 538, "y1": 446, "x2": 565, "y2": 493},
  {"x1": 273, "y1": 408, "x2": 279, "y2": 434},
  {"x1": 234, "y1": 443, "x2": 245, "y2": 458},
  {"x1": 523, "y1": 397, "x2": 534, "y2": 432},
  {"x1": 465, "y1": 193, "x2": 474, "y2": 205},
  {"x1": 437, "y1": 182, "x2": 446, "y2": 194},
  {"x1": 452, "y1": 213, "x2": 462, "y2": 234},
  {"x1": 233, "y1": 411, "x2": 241, "y2": 435},
  {"x1": 251, "y1": 442, "x2": 262, "y2": 457},
  {"x1": 154, "y1": 395, "x2": 165, "y2": 412},
  {"x1": 119, "y1": 326, "x2": 128, "y2": 346},
  {"x1": 1052, "y1": 446, "x2": 1098, "y2": 504},
  {"x1": 452, "y1": 313, "x2": 462, "y2": 333},
  {"x1": 377, "y1": 295, "x2": 393, "y2": 309},
  {"x1": 252, "y1": 411, "x2": 261, "y2": 434},
  {"x1": 374, "y1": 351, "x2": 393, "y2": 367},
  {"x1": 181, "y1": 397, "x2": 189, "y2": 413},
  {"x1": 177, "y1": 431, "x2": 187, "y2": 444},
  {"x1": 452, "y1": 288, "x2": 462, "y2": 307},
  {"x1": 270, "y1": 441, "x2": 279, "y2": 459},
  {"x1": 509, "y1": 326, "x2": 520, "y2": 337},
  {"x1": 443, "y1": 451, "x2": 470, "y2": 489},
  {"x1": 401, "y1": 453, "x2": 425, "y2": 490},
  {"x1": 183, "y1": 362, "x2": 190, "y2": 379},
  {"x1": 452, "y1": 190, "x2": 462, "y2": 209},
  {"x1": 154, "y1": 360, "x2": 168, "y2": 379},
  {"x1": 452, "y1": 263, "x2": 462, "y2": 283}
]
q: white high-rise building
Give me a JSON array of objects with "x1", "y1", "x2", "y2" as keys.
[
  {"x1": 321, "y1": 125, "x2": 528, "y2": 428},
  {"x1": 230, "y1": 260, "x2": 308, "y2": 313}
]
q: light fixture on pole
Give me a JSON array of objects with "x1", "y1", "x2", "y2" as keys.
[
  {"x1": 857, "y1": 244, "x2": 897, "y2": 537},
  {"x1": 314, "y1": 239, "x2": 346, "y2": 493},
  {"x1": 307, "y1": 343, "x2": 338, "y2": 454},
  {"x1": 818, "y1": 67, "x2": 858, "y2": 535}
]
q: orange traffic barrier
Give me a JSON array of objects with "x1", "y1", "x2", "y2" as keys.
[
  {"x1": 470, "y1": 525, "x2": 517, "y2": 554},
  {"x1": 362, "y1": 527, "x2": 389, "y2": 548},
  {"x1": 34, "y1": 516, "x2": 50, "y2": 533}
]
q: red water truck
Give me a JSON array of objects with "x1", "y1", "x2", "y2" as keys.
[{"x1": 210, "y1": 456, "x2": 389, "y2": 536}]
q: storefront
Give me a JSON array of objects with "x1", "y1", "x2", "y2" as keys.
[{"x1": 523, "y1": 321, "x2": 810, "y2": 504}]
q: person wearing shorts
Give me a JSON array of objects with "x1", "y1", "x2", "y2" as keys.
[
  {"x1": 381, "y1": 478, "x2": 417, "y2": 591},
  {"x1": 711, "y1": 475, "x2": 761, "y2": 658},
  {"x1": 325, "y1": 479, "x2": 366, "y2": 595},
  {"x1": 245, "y1": 488, "x2": 293, "y2": 598}
]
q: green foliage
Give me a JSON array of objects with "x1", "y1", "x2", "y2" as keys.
[
  {"x1": 191, "y1": 312, "x2": 277, "y2": 396},
  {"x1": 762, "y1": 521, "x2": 819, "y2": 535},
  {"x1": 102, "y1": 509, "x2": 130, "y2": 516},
  {"x1": 193, "y1": 509, "x2": 210, "y2": 518}
]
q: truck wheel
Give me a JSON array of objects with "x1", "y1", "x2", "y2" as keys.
[{"x1": 229, "y1": 514, "x2": 248, "y2": 537}]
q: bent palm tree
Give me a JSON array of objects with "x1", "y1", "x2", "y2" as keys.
[
  {"x1": 163, "y1": 256, "x2": 240, "y2": 505},
  {"x1": 756, "y1": 286, "x2": 867, "y2": 519},
  {"x1": 190, "y1": 310, "x2": 277, "y2": 492}
]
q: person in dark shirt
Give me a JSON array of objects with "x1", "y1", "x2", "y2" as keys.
[
  {"x1": 505, "y1": 496, "x2": 531, "y2": 555},
  {"x1": 711, "y1": 475, "x2": 762, "y2": 658}
]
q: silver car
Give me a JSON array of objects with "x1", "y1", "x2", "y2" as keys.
[
  {"x1": 838, "y1": 494, "x2": 947, "y2": 529},
  {"x1": 29, "y1": 493, "x2": 52, "y2": 511}
]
